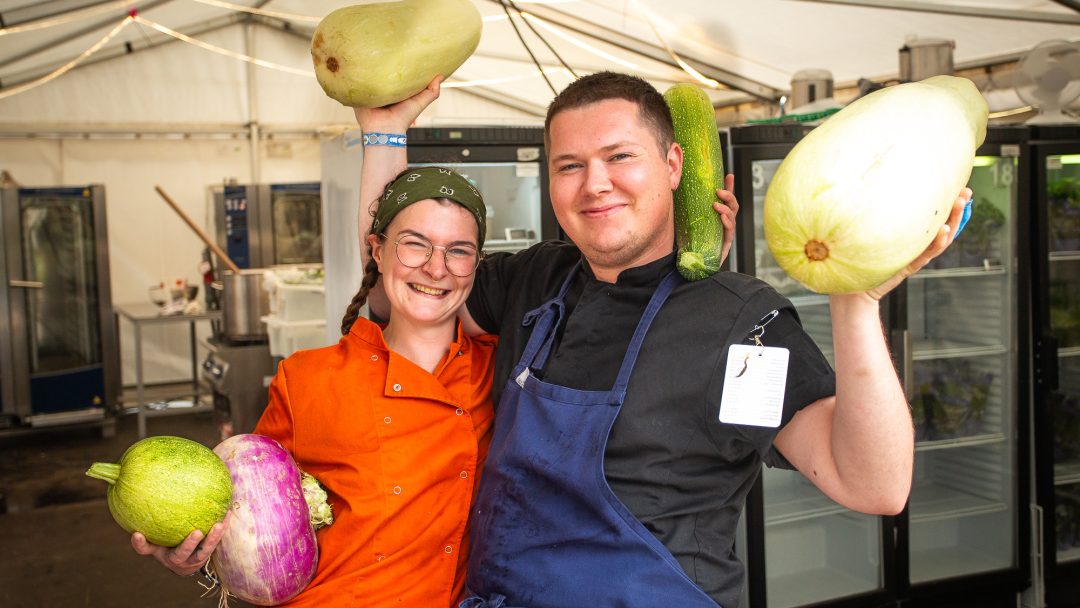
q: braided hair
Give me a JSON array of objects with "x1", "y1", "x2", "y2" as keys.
[
  {"x1": 339, "y1": 255, "x2": 381, "y2": 336},
  {"x1": 340, "y1": 170, "x2": 399, "y2": 336}
]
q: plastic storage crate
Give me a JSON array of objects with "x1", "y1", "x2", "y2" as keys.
[
  {"x1": 268, "y1": 282, "x2": 325, "y2": 321},
  {"x1": 262, "y1": 316, "x2": 327, "y2": 358}
]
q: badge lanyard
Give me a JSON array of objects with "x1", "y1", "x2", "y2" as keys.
[{"x1": 719, "y1": 309, "x2": 790, "y2": 428}]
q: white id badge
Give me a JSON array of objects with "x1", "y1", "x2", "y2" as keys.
[{"x1": 718, "y1": 344, "x2": 790, "y2": 428}]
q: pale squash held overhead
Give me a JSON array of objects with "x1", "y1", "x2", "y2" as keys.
[{"x1": 310, "y1": 0, "x2": 483, "y2": 108}]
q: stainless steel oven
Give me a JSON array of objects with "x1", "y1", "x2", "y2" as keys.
[
  {"x1": 212, "y1": 182, "x2": 323, "y2": 269},
  {"x1": 0, "y1": 185, "x2": 119, "y2": 431}
]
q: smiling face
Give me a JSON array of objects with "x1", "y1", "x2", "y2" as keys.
[
  {"x1": 547, "y1": 98, "x2": 682, "y2": 282},
  {"x1": 368, "y1": 198, "x2": 481, "y2": 331}
]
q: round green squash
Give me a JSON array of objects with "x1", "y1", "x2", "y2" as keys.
[{"x1": 86, "y1": 435, "x2": 232, "y2": 547}]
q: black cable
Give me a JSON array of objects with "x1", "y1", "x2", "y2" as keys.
[
  {"x1": 499, "y1": 0, "x2": 558, "y2": 96},
  {"x1": 506, "y1": 0, "x2": 577, "y2": 79}
]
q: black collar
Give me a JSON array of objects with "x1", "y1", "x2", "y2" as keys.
[{"x1": 581, "y1": 251, "x2": 677, "y2": 288}]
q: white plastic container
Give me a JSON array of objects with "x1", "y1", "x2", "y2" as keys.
[
  {"x1": 263, "y1": 267, "x2": 326, "y2": 321},
  {"x1": 262, "y1": 316, "x2": 328, "y2": 358},
  {"x1": 269, "y1": 282, "x2": 326, "y2": 321}
]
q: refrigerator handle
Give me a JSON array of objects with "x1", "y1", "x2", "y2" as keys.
[
  {"x1": 1036, "y1": 336, "x2": 1059, "y2": 392},
  {"x1": 1029, "y1": 504, "x2": 1045, "y2": 608}
]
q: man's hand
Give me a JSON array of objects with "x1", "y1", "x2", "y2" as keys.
[
  {"x1": 130, "y1": 511, "x2": 232, "y2": 577},
  {"x1": 865, "y1": 187, "x2": 973, "y2": 301},
  {"x1": 713, "y1": 173, "x2": 739, "y2": 266}
]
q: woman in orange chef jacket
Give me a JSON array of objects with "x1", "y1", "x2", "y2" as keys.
[{"x1": 130, "y1": 162, "x2": 497, "y2": 605}]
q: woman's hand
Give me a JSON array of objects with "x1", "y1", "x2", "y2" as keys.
[
  {"x1": 130, "y1": 511, "x2": 232, "y2": 577},
  {"x1": 353, "y1": 75, "x2": 443, "y2": 134},
  {"x1": 864, "y1": 187, "x2": 973, "y2": 301}
]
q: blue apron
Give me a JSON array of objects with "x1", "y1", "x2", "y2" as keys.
[{"x1": 461, "y1": 263, "x2": 720, "y2": 608}]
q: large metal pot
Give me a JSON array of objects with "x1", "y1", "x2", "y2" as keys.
[{"x1": 218, "y1": 269, "x2": 270, "y2": 342}]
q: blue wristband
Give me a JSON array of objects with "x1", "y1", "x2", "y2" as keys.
[{"x1": 362, "y1": 132, "x2": 407, "y2": 147}]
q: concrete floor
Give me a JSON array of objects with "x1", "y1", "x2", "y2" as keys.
[{"x1": 0, "y1": 406, "x2": 254, "y2": 608}]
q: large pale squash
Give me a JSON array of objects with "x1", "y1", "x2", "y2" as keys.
[
  {"x1": 763, "y1": 75, "x2": 988, "y2": 294},
  {"x1": 311, "y1": 0, "x2": 482, "y2": 108}
]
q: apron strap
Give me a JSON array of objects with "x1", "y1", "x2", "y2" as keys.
[
  {"x1": 610, "y1": 270, "x2": 681, "y2": 395},
  {"x1": 517, "y1": 263, "x2": 680, "y2": 394},
  {"x1": 518, "y1": 261, "x2": 581, "y2": 370}
]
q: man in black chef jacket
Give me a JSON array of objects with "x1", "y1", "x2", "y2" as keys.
[{"x1": 354, "y1": 72, "x2": 971, "y2": 608}]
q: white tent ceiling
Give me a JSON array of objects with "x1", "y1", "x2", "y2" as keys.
[
  {"x1": 0, "y1": 0, "x2": 1078, "y2": 130},
  {"x1": 0, "y1": 0, "x2": 1077, "y2": 384}
]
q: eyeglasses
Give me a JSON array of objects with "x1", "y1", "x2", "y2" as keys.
[{"x1": 383, "y1": 233, "x2": 481, "y2": 277}]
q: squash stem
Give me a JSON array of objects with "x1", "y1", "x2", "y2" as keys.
[
  {"x1": 85, "y1": 462, "x2": 121, "y2": 485},
  {"x1": 677, "y1": 250, "x2": 718, "y2": 281}
]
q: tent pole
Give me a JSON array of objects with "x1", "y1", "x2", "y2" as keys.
[
  {"x1": 1048, "y1": 0, "x2": 1080, "y2": 12},
  {"x1": 0, "y1": 0, "x2": 178, "y2": 71},
  {"x1": 791, "y1": 0, "x2": 1080, "y2": 25},
  {"x1": 245, "y1": 19, "x2": 260, "y2": 184}
]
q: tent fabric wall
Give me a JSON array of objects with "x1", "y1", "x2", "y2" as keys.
[
  {"x1": 0, "y1": 18, "x2": 537, "y2": 390},
  {"x1": 2, "y1": 1, "x2": 1078, "y2": 124},
  {"x1": 0, "y1": 136, "x2": 322, "y2": 386},
  {"x1": 0, "y1": 28, "x2": 250, "y2": 127}
]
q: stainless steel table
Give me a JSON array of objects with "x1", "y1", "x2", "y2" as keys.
[{"x1": 113, "y1": 302, "x2": 222, "y2": 438}]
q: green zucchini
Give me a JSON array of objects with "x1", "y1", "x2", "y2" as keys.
[{"x1": 664, "y1": 83, "x2": 725, "y2": 281}]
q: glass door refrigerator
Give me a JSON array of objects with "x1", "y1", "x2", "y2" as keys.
[
  {"x1": 729, "y1": 123, "x2": 1030, "y2": 608},
  {"x1": 892, "y1": 125, "x2": 1029, "y2": 607},
  {"x1": 0, "y1": 185, "x2": 119, "y2": 433},
  {"x1": 731, "y1": 122, "x2": 894, "y2": 608},
  {"x1": 1028, "y1": 124, "x2": 1080, "y2": 607},
  {"x1": 407, "y1": 126, "x2": 559, "y2": 253}
]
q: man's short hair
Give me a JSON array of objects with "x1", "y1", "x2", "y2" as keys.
[{"x1": 544, "y1": 71, "x2": 675, "y2": 154}]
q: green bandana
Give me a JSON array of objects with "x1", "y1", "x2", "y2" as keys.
[{"x1": 372, "y1": 166, "x2": 487, "y2": 248}]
